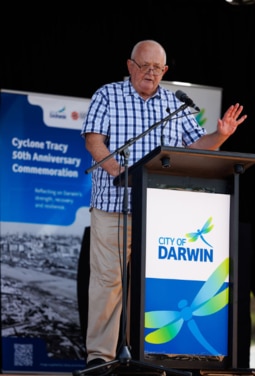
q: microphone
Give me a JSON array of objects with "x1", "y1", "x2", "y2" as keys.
[
  {"x1": 161, "y1": 107, "x2": 171, "y2": 146},
  {"x1": 175, "y1": 90, "x2": 200, "y2": 112},
  {"x1": 160, "y1": 107, "x2": 171, "y2": 167}
]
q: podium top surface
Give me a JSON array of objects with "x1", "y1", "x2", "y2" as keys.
[{"x1": 114, "y1": 146, "x2": 255, "y2": 184}]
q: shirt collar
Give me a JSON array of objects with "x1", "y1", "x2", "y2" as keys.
[{"x1": 123, "y1": 77, "x2": 162, "y2": 100}]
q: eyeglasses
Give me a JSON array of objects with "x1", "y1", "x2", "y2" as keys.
[{"x1": 130, "y1": 59, "x2": 165, "y2": 76}]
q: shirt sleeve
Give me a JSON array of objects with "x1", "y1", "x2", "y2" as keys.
[
  {"x1": 81, "y1": 86, "x2": 110, "y2": 139},
  {"x1": 181, "y1": 108, "x2": 207, "y2": 146}
]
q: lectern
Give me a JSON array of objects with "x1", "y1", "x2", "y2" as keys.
[{"x1": 115, "y1": 146, "x2": 255, "y2": 372}]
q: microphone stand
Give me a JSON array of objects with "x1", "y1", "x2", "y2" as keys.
[{"x1": 74, "y1": 104, "x2": 191, "y2": 376}]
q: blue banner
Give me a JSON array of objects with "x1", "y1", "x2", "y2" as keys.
[{"x1": 0, "y1": 90, "x2": 92, "y2": 373}]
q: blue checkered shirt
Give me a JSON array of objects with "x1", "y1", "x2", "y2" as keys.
[{"x1": 81, "y1": 79, "x2": 206, "y2": 213}]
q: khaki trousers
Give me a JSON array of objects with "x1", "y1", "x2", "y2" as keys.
[{"x1": 86, "y1": 208, "x2": 132, "y2": 363}]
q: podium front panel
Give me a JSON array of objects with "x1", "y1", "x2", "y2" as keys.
[{"x1": 130, "y1": 176, "x2": 233, "y2": 370}]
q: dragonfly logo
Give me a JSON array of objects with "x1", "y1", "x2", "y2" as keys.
[
  {"x1": 144, "y1": 257, "x2": 229, "y2": 355},
  {"x1": 185, "y1": 216, "x2": 214, "y2": 248}
]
